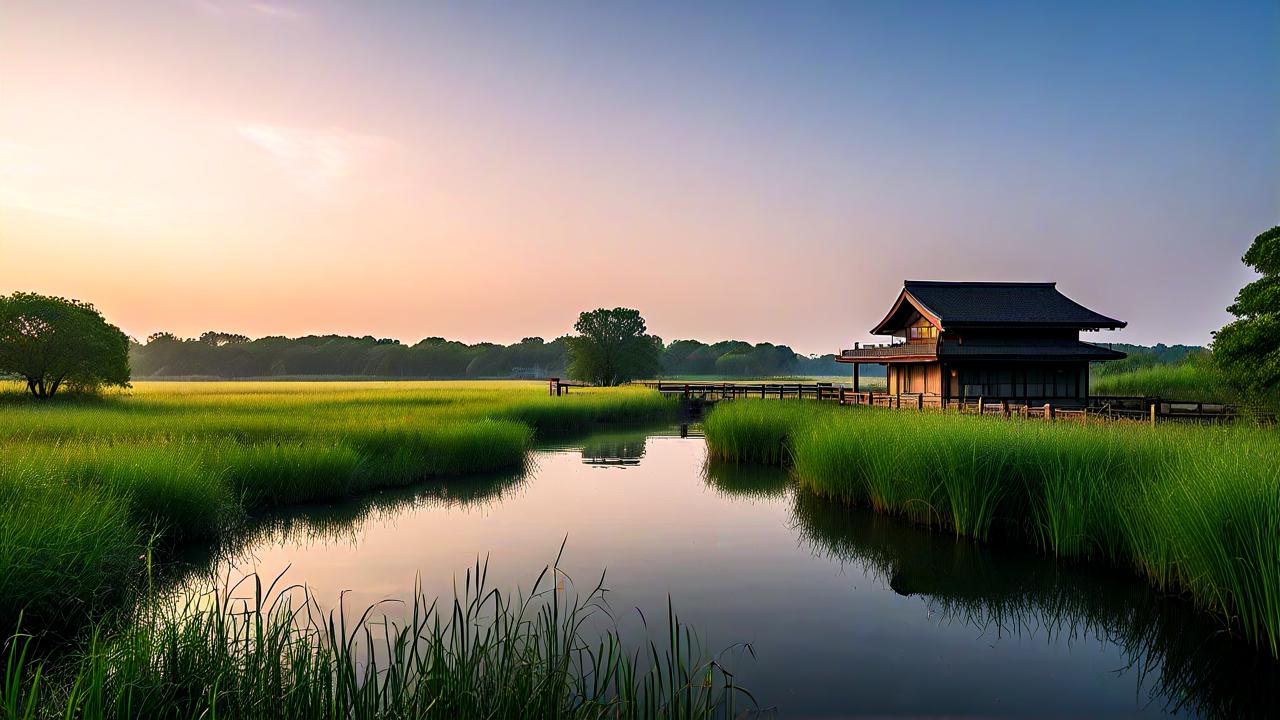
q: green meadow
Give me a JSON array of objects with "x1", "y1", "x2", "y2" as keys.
[
  {"x1": 0, "y1": 381, "x2": 676, "y2": 635},
  {"x1": 704, "y1": 400, "x2": 1280, "y2": 658}
]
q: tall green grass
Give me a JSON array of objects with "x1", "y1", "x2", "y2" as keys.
[
  {"x1": 1, "y1": 555, "x2": 750, "y2": 719},
  {"x1": 0, "y1": 381, "x2": 676, "y2": 635},
  {"x1": 791, "y1": 493, "x2": 1280, "y2": 719},
  {"x1": 704, "y1": 400, "x2": 1280, "y2": 657},
  {"x1": 1092, "y1": 362, "x2": 1240, "y2": 402}
]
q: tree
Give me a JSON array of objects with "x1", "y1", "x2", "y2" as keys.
[
  {"x1": 1213, "y1": 226, "x2": 1280, "y2": 395},
  {"x1": 565, "y1": 308, "x2": 661, "y2": 386},
  {"x1": 0, "y1": 292, "x2": 131, "y2": 398}
]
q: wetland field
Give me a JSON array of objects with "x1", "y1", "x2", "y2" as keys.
[{"x1": 2, "y1": 382, "x2": 1278, "y2": 718}]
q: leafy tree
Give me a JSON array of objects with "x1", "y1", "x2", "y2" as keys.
[
  {"x1": 198, "y1": 331, "x2": 249, "y2": 347},
  {"x1": 0, "y1": 292, "x2": 130, "y2": 398},
  {"x1": 566, "y1": 308, "x2": 661, "y2": 386},
  {"x1": 1214, "y1": 226, "x2": 1280, "y2": 395}
]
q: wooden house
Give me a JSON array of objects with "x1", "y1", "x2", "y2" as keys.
[{"x1": 837, "y1": 281, "x2": 1126, "y2": 406}]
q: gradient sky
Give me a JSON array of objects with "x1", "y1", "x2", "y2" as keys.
[{"x1": 2, "y1": 1, "x2": 1276, "y2": 352}]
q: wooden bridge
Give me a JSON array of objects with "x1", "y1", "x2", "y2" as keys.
[{"x1": 638, "y1": 381, "x2": 1258, "y2": 424}]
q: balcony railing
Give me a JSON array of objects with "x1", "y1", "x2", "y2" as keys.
[{"x1": 839, "y1": 338, "x2": 938, "y2": 360}]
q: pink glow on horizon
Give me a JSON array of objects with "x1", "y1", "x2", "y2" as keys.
[{"x1": 2, "y1": 2, "x2": 1274, "y2": 351}]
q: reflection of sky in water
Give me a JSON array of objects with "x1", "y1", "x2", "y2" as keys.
[{"x1": 170, "y1": 429, "x2": 1277, "y2": 718}]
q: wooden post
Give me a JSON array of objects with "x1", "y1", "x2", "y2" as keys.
[
  {"x1": 853, "y1": 364, "x2": 860, "y2": 393},
  {"x1": 1001, "y1": 400, "x2": 1008, "y2": 418},
  {"x1": 977, "y1": 396, "x2": 984, "y2": 415},
  {"x1": 917, "y1": 393, "x2": 924, "y2": 410},
  {"x1": 1044, "y1": 402, "x2": 1052, "y2": 421},
  {"x1": 1150, "y1": 402, "x2": 1157, "y2": 428}
]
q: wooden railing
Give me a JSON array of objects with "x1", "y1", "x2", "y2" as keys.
[
  {"x1": 839, "y1": 339, "x2": 938, "y2": 360},
  {"x1": 633, "y1": 381, "x2": 1264, "y2": 424}
]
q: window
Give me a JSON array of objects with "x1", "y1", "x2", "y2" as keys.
[{"x1": 909, "y1": 325, "x2": 937, "y2": 341}]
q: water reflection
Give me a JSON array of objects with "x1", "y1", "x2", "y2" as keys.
[
  {"x1": 790, "y1": 490, "x2": 1280, "y2": 719},
  {"x1": 579, "y1": 431, "x2": 646, "y2": 466},
  {"x1": 177, "y1": 468, "x2": 528, "y2": 575},
  {"x1": 702, "y1": 459, "x2": 789, "y2": 501},
  {"x1": 158, "y1": 428, "x2": 1279, "y2": 719}
]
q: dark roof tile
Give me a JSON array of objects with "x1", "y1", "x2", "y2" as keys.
[{"x1": 901, "y1": 281, "x2": 1124, "y2": 329}]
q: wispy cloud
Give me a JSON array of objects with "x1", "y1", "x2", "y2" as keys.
[
  {"x1": 191, "y1": 1, "x2": 303, "y2": 21},
  {"x1": 235, "y1": 124, "x2": 390, "y2": 189},
  {"x1": 246, "y1": 3, "x2": 302, "y2": 20}
]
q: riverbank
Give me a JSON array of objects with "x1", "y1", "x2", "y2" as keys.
[
  {"x1": 704, "y1": 400, "x2": 1280, "y2": 658},
  {"x1": 0, "y1": 381, "x2": 676, "y2": 635}
]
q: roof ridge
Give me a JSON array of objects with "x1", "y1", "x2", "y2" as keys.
[{"x1": 903, "y1": 280, "x2": 1056, "y2": 287}]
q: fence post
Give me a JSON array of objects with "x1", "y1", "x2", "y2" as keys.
[
  {"x1": 1150, "y1": 402, "x2": 1157, "y2": 428},
  {"x1": 977, "y1": 396, "x2": 984, "y2": 415},
  {"x1": 1044, "y1": 402, "x2": 1053, "y2": 421},
  {"x1": 917, "y1": 393, "x2": 924, "y2": 410}
]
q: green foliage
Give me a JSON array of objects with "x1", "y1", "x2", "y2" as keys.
[
  {"x1": 1091, "y1": 354, "x2": 1246, "y2": 403},
  {"x1": 0, "y1": 381, "x2": 675, "y2": 636},
  {"x1": 565, "y1": 308, "x2": 662, "y2": 386},
  {"x1": 131, "y1": 333, "x2": 571, "y2": 379},
  {"x1": 704, "y1": 401, "x2": 1280, "y2": 657},
  {"x1": 1, "y1": 557, "x2": 748, "y2": 719},
  {"x1": 0, "y1": 292, "x2": 130, "y2": 398},
  {"x1": 1214, "y1": 226, "x2": 1280, "y2": 394}
]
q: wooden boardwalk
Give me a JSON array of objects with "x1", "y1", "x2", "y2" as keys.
[{"x1": 637, "y1": 381, "x2": 1258, "y2": 424}]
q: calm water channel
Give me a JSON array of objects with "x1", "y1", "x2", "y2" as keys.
[{"x1": 178, "y1": 425, "x2": 1277, "y2": 718}]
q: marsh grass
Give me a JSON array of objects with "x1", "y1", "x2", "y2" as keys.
[
  {"x1": 705, "y1": 400, "x2": 1280, "y2": 657},
  {"x1": 0, "y1": 381, "x2": 676, "y2": 634},
  {"x1": 792, "y1": 493, "x2": 1280, "y2": 719},
  {"x1": 1, "y1": 552, "x2": 751, "y2": 719},
  {"x1": 1091, "y1": 362, "x2": 1230, "y2": 401}
]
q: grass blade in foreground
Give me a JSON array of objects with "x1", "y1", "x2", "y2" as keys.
[{"x1": 2, "y1": 552, "x2": 752, "y2": 719}]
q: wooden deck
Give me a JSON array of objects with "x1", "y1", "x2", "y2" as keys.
[{"x1": 637, "y1": 381, "x2": 1261, "y2": 424}]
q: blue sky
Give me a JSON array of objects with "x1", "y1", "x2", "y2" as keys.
[{"x1": 2, "y1": 0, "x2": 1276, "y2": 349}]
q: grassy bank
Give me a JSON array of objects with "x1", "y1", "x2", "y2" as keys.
[
  {"x1": 704, "y1": 400, "x2": 1280, "y2": 657},
  {"x1": 2, "y1": 556, "x2": 748, "y2": 719},
  {"x1": 1092, "y1": 362, "x2": 1240, "y2": 402},
  {"x1": 0, "y1": 381, "x2": 676, "y2": 634}
]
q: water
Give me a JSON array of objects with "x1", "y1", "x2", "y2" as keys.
[{"x1": 178, "y1": 426, "x2": 1277, "y2": 718}]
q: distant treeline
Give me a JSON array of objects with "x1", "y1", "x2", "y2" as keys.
[
  {"x1": 129, "y1": 331, "x2": 863, "y2": 379},
  {"x1": 1094, "y1": 343, "x2": 1208, "y2": 376}
]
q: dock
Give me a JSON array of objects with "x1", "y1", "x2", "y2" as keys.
[{"x1": 637, "y1": 381, "x2": 1262, "y2": 424}]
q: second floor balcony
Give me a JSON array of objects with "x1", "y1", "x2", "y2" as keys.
[{"x1": 839, "y1": 338, "x2": 939, "y2": 361}]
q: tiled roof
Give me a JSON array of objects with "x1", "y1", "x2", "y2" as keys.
[{"x1": 902, "y1": 281, "x2": 1125, "y2": 329}]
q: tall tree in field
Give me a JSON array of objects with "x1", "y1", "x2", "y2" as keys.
[
  {"x1": 566, "y1": 308, "x2": 661, "y2": 386},
  {"x1": 0, "y1": 292, "x2": 131, "y2": 398},
  {"x1": 1213, "y1": 226, "x2": 1280, "y2": 395}
]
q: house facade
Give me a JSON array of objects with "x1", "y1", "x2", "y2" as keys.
[{"x1": 837, "y1": 281, "x2": 1126, "y2": 406}]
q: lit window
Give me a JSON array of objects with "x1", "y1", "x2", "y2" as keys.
[{"x1": 909, "y1": 326, "x2": 937, "y2": 340}]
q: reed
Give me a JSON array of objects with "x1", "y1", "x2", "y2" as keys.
[
  {"x1": 1, "y1": 554, "x2": 750, "y2": 719},
  {"x1": 0, "y1": 381, "x2": 676, "y2": 636},
  {"x1": 1092, "y1": 362, "x2": 1245, "y2": 404},
  {"x1": 705, "y1": 401, "x2": 1280, "y2": 657}
]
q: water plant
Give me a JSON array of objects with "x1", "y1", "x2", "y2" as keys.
[
  {"x1": 1, "y1": 553, "x2": 751, "y2": 719},
  {"x1": 0, "y1": 381, "x2": 677, "y2": 635},
  {"x1": 704, "y1": 399, "x2": 1280, "y2": 657}
]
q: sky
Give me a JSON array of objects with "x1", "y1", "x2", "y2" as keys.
[{"x1": 1, "y1": 0, "x2": 1276, "y2": 353}]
